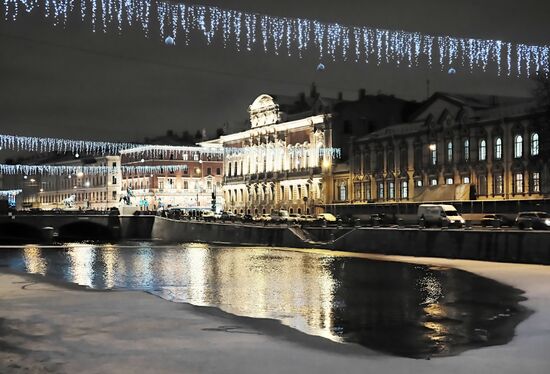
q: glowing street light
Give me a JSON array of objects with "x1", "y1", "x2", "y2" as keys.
[{"x1": 428, "y1": 144, "x2": 437, "y2": 151}]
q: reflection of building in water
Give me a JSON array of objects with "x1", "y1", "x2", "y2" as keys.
[
  {"x1": 167, "y1": 246, "x2": 339, "y2": 341},
  {"x1": 22, "y1": 246, "x2": 47, "y2": 276},
  {"x1": 183, "y1": 244, "x2": 209, "y2": 305},
  {"x1": 101, "y1": 246, "x2": 119, "y2": 289},
  {"x1": 66, "y1": 245, "x2": 96, "y2": 287}
]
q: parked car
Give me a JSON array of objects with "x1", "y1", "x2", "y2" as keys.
[
  {"x1": 515, "y1": 211, "x2": 550, "y2": 230},
  {"x1": 271, "y1": 210, "x2": 290, "y2": 223},
  {"x1": 316, "y1": 213, "x2": 337, "y2": 222},
  {"x1": 220, "y1": 211, "x2": 237, "y2": 222},
  {"x1": 201, "y1": 211, "x2": 216, "y2": 222},
  {"x1": 301, "y1": 215, "x2": 316, "y2": 223},
  {"x1": 480, "y1": 214, "x2": 513, "y2": 227},
  {"x1": 241, "y1": 214, "x2": 254, "y2": 223},
  {"x1": 257, "y1": 213, "x2": 271, "y2": 222},
  {"x1": 417, "y1": 204, "x2": 465, "y2": 228},
  {"x1": 287, "y1": 213, "x2": 302, "y2": 223},
  {"x1": 166, "y1": 207, "x2": 186, "y2": 220}
]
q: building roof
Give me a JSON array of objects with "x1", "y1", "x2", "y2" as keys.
[{"x1": 410, "y1": 92, "x2": 535, "y2": 122}]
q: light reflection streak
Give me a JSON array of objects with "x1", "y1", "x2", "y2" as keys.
[
  {"x1": 22, "y1": 245, "x2": 47, "y2": 275},
  {"x1": 101, "y1": 244, "x2": 118, "y2": 288},
  {"x1": 65, "y1": 243, "x2": 96, "y2": 287}
]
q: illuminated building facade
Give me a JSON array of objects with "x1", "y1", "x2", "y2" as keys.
[
  {"x1": 202, "y1": 92, "x2": 336, "y2": 215},
  {"x1": 120, "y1": 146, "x2": 224, "y2": 211},
  {"x1": 330, "y1": 92, "x2": 549, "y2": 207},
  {"x1": 19, "y1": 156, "x2": 122, "y2": 210}
]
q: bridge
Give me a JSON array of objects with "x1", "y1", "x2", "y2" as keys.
[{"x1": 0, "y1": 213, "x2": 154, "y2": 243}]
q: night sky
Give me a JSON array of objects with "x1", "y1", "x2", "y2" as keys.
[{"x1": 1, "y1": 0, "x2": 549, "y2": 144}]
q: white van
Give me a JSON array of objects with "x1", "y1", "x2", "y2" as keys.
[{"x1": 417, "y1": 204, "x2": 465, "y2": 227}]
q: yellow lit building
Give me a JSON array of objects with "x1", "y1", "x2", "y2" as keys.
[
  {"x1": 328, "y1": 92, "x2": 549, "y2": 212},
  {"x1": 202, "y1": 93, "x2": 336, "y2": 215}
]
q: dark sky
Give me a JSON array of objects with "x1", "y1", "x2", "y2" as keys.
[{"x1": 1, "y1": 0, "x2": 549, "y2": 144}]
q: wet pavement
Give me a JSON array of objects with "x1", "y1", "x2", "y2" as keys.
[{"x1": 0, "y1": 243, "x2": 530, "y2": 358}]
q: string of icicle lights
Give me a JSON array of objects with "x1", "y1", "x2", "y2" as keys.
[
  {"x1": 1, "y1": 163, "x2": 207, "y2": 175},
  {"x1": 0, "y1": 189, "x2": 22, "y2": 197},
  {"x1": 2, "y1": 0, "x2": 549, "y2": 77},
  {"x1": 0, "y1": 134, "x2": 342, "y2": 158}
]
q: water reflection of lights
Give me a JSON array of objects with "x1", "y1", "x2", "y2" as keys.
[
  {"x1": 417, "y1": 273, "x2": 443, "y2": 305},
  {"x1": 101, "y1": 245, "x2": 118, "y2": 289},
  {"x1": 22, "y1": 246, "x2": 47, "y2": 275},
  {"x1": 183, "y1": 243, "x2": 209, "y2": 305},
  {"x1": 65, "y1": 244, "x2": 96, "y2": 287},
  {"x1": 1, "y1": 244, "x2": 527, "y2": 357},
  {"x1": 132, "y1": 245, "x2": 154, "y2": 288}
]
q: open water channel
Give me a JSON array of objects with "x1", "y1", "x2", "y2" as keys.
[{"x1": 0, "y1": 242, "x2": 529, "y2": 358}]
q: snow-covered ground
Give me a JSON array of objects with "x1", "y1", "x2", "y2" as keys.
[{"x1": 1, "y1": 253, "x2": 550, "y2": 374}]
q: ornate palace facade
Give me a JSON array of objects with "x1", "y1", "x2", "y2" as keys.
[
  {"x1": 202, "y1": 93, "x2": 335, "y2": 215},
  {"x1": 331, "y1": 93, "x2": 548, "y2": 206}
]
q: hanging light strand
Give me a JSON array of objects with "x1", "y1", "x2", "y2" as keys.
[{"x1": 2, "y1": 0, "x2": 548, "y2": 77}]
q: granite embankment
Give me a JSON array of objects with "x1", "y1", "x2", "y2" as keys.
[{"x1": 151, "y1": 217, "x2": 550, "y2": 265}]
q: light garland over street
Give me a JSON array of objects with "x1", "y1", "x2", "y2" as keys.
[
  {"x1": 0, "y1": 133, "x2": 342, "y2": 159},
  {"x1": 2, "y1": 0, "x2": 548, "y2": 77}
]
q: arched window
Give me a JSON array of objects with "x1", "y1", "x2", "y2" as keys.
[
  {"x1": 430, "y1": 144, "x2": 437, "y2": 165},
  {"x1": 401, "y1": 180, "x2": 409, "y2": 199},
  {"x1": 494, "y1": 137, "x2": 502, "y2": 160},
  {"x1": 447, "y1": 141, "x2": 453, "y2": 162},
  {"x1": 479, "y1": 139, "x2": 487, "y2": 161},
  {"x1": 339, "y1": 182, "x2": 347, "y2": 201},
  {"x1": 514, "y1": 135, "x2": 523, "y2": 158},
  {"x1": 463, "y1": 139, "x2": 470, "y2": 161},
  {"x1": 531, "y1": 133, "x2": 539, "y2": 156}
]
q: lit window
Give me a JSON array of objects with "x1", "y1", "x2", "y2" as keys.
[
  {"x1": 531, "y1": 172, "x2": 540, "y2": 193},
  {"x1": 447, "y1": 141, "x2": 453, "y2": 162},
  {"x1": 463, "y1": 139, "x2": 470, "y2": 161},
  {"x1": 479, "y1": 139, "x2": 487, "y2": 161},
  {"x1": 446, "y1": 177, "x2": 454, "y2": 185},
  {"x1": 416, "y1": 180, "x2": 423, "y2": 187},
  {"x1": 378, "y1": 182, "x2": 384, "y2": 199},
  {"x1": 388, "y1": 181, "x2": 395, "y2": 199},
  {"x1": 514, "y1": 135, "x2": 523, "y2": 158},
  {"x1": 430, "y1": 178, "x2": 438, "y2": 186},
  {"x1": 354, "y1": 183, "x2": 361, "y2": 200},
  {"x1": 401, "y1": 180, "x2": 409, "y2": 199},
  {"x1": 514, "y1": 173, "x2": 524, "y2": 194},
  {"x1": 494, "y1": 174, "x2": 503, "y2": 195},
  {"x1": 462, "y1": 176, "x2": 470, "y2": 184},
  {"x1": 531, "y1": 133, "x2": 539, "y2": 156},
  {"x1": 339, "y1": 182, "x2": 347, "y2": 201},
  {"x1": 494, "y1": 137, "x2": 502, "y2": 160},
  {"x1": 430, "y1": 144, "x2": 437, "y2": 165}
]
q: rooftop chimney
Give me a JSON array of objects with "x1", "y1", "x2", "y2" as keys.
[
  {"x1": 358, "y1": 88, "x2": 366, "y2": 100},
  {"x1": 337, "y1": 92, "x2": 343, "y2": 101}
]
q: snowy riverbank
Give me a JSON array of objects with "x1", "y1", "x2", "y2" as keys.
[{"x1": 1, "y1": 252, "x2": 550, "y2": 373}]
